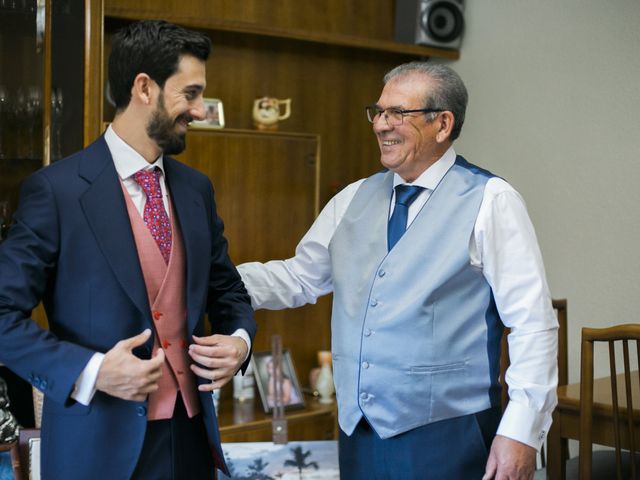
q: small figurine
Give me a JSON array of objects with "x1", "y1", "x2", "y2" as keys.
[
  {"x1": 315, "y1": 350, "x2": 335, "y2": 404},
  {"x1": 252, "y1": 96, "x2": 292, "y2": 130},
  {"x1": 0, "y1": 377, "x2": 19, "y2": 444}
]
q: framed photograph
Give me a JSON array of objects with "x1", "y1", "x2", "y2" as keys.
[
  {"x1": 190, "y1": 97, "x2": 225, "y2": 129},
  {"x1": 251, "y1": 350, "x2": 305, "y2": 413}
]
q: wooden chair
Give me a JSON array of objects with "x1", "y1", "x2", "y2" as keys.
[
  {"x1": 579, "y1": 324, "x2": 640, "y2": 479},
  {"x1": 10, "y1": 428, "x2": 40, "y2": 480},
  {"x1": 500, "y1": 298, "x2": 568, "y2": 469},
  {"x1": 10, "y1": 387, "x2": 43, "y2": 480},
  {"x1": 501, "y1": 299, "x2": 568, "y2": 405}
]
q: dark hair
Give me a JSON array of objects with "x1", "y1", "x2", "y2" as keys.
[
  {"x1": 384, "y1": 62, "x2": 468, "y2": 141},
  {"x1": 108, "y1": 20, "x2": 211, "y2": 110}
]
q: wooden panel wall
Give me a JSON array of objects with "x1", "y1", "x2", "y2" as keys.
[
  {"x1": 102, "y1": 2, "x2": 416, "y2": 204},
  {"x1": 106, "y1": 0, "x2": 396, "y2": 41},
  {"x1": 177, "y1": 130, "x2": 331, "y2": 385}
]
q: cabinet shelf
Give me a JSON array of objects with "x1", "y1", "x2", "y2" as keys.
[
  {"x1": 217, "y1": 394, "x2": 337, "y2": 442},
  {"x1": 105, "y1": 8, "x2": 459, "y2": 60},
  {"x1": 0, "y1": 158, "x2": 43, "y2": 166},
  {"x1": 188, "y1": 126, "x2": 319, "y2": 140}
]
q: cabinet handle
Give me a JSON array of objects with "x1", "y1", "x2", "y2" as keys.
[{"x1": 36, "y1": 0, "x2": 45, "y2": 53}]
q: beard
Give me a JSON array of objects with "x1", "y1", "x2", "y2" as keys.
[{"x1": 146, "y1": 94, "x2": 191, "y2": 155}]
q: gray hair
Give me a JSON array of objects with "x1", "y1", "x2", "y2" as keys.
[{"x1": 384, "y1": 62, "x2": 468, "y2": 141}]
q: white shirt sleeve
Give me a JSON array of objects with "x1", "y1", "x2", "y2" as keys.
[
  {"x1": 232, "y1": 329, "x2": 252, "y2": 362},
  {"x1": 473, "y1": 178, "x2": 559, "y2": 450},
  {"x1": 71, "y1": 352, "x2": 105, "y2": 405},
  {"x1": 237, "y1": 180, "x2": 364, "y2": 309}
]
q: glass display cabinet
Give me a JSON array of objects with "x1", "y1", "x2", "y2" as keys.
[
  {"x1": 0, "y1": 0, "x2": 85, "y2": 427},
  {"x1": 0, "y1": 0, "x2": 84, "y2": 242}
]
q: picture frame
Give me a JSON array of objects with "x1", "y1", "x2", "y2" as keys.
[
  {"x1": 190, "y1": 97, "x2": 225, "y2": 129},
  {"x1": 251, "y1": 350, "x2": 305, "y2": 413}
]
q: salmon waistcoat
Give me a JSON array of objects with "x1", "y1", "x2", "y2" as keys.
[{"x1": 122, "y1": 183, "x2": 200, "y2": 420}]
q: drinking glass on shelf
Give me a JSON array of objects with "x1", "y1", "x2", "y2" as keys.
[
  {"x1": 13, "y1": 87, "x2": 27, "y2": 159},
  {"x1": 0, "y1": 0, "x2": 19, "y2": 10},
  {"x1": 0, "y1": 201, "x2": 11, "y2": 241},
  {"x1": 52, "y1": 87, "x2": 63, "y2": 160},
  {"x1": 0, "y1": 85, "x2": 7, "y2": 159},
  {"x1": 26, "y1": 86, "x2": 42, "y2": 159}
]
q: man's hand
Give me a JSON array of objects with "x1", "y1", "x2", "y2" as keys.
[
  {"x1": 482, "y1": 435, "x2": 537, "y2": 480},
  {"x1": 188, "y1": 334, "x2": 248, "y2": 392},
  {"x1": 96, "y1": 329, "x2": 164, "y2": 402}
]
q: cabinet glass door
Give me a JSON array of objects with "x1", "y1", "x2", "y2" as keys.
[{"x1": 0, "y1": 0, "x2": 84, "y2": 241}]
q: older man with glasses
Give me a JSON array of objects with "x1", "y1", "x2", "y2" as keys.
[{"x1": 238, "y1": 62, "x2": 557, "y2": 480}]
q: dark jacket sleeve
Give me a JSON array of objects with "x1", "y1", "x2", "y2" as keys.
[{"x1": 0, "y1": 171, "x2": 96, "y2": 405}]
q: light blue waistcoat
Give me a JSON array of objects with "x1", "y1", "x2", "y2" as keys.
[{"x1": 328, "y1": 156, "x2": 503, "y2": 439}]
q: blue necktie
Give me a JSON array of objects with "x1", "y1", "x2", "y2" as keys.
[{"x1": 387, "y1": 185, "x2": 424, "y2": 251}]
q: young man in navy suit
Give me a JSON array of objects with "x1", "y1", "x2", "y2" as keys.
[{"x1": 0, "y1": 20, "x2": 255, "y2": 479}]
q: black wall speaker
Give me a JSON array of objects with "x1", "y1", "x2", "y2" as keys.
[{"x1": 394, "y1": 0, "x2": 465, "y2": 49}]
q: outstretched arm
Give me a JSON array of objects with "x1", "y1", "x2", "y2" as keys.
[{"x1": 237, "y1": 179, "x2": 365, "y2": 310}]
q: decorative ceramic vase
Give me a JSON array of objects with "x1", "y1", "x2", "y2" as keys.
[
  {"x1": 252, "y1": 96, "x2": 292, "y2": 130},
  {"x1": 315, "y1": 351, "x2": 335, "y2": 404},
  {"x1": 233, "y1": 361, "x2": 255, "y2": 401}
]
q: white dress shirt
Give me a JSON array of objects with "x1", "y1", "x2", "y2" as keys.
[
  {"x1": 238, "y1": 146, "x2": 558, "y2": 449},
  {"x1": 73, "y1": 126, "x2": 250, "y2": 404}
]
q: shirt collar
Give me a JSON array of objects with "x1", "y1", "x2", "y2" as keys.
[
  {"x1": 104, "y1": 125, "x2": 165, "y2": 180},
  {"x1": 392, "y1": 146, "x2": 456, "y2": 190}
]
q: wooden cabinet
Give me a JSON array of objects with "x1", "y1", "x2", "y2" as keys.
[
  {"x1": 0, "y1": 1, "x2": 87, "y2": 210},
  {"x1": 177, "y1": 128, "x2": 336, "y2": 439},
  {"x1": 177, "y1": 129, "x2": 330, "y2": 383}
]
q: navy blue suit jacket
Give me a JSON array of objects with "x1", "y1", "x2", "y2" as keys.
[{"x1": 0, "y1": 136, "x2": 256, "y2": 479}]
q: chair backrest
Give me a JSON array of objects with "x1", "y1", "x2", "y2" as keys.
[
  {"x1": 32, "y1": 388, "x2": 43, "y2": 429},
  {"x1": 579, "y1": 324, "x2": 640, "y2": 480},
  {"x1": 10, "y1": 428, "x2": 40, "y2": 480},
  {"x1": 500, "y1": 298, "x2": 568, "y2": 410}
]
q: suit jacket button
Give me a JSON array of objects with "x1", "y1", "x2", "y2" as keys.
[{"x1": 136, "y1": 406, "x2": 147, "y2": 417}]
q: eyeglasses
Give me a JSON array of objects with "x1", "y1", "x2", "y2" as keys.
[{"x1": 365, "y1": 105, "x2": 444, "y2": 126}]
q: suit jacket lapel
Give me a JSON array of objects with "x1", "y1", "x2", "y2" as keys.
[
  {"x1": 78, "y1": 137, "x2": 151, "y2": 321},
  {"x1": 163, "y1": 157, "x2": 208, "y2": 333}
]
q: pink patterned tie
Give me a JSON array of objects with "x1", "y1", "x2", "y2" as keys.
[{"x1": 133, "y1": 167, "x2": 172, "y2": 264}]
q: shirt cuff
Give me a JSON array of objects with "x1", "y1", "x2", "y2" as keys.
[
  {"x1": 497, "y1": 400, "x2": 552, "y2": 451},
  {"x1": 71, "y1": 352, "x2": 105, "y2": 405},
  {"x1": 231, "y1": 329, "x2": 251, "y2": 363}
]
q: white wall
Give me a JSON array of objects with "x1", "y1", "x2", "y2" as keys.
[{"x1": 436, "y1": 0, "x2": 640, "y2": 382}]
